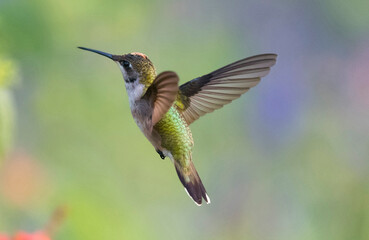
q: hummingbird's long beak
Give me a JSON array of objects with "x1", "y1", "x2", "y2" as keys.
[{"x1": 78, "y1": 46, "x2": 115, "y2": 60}]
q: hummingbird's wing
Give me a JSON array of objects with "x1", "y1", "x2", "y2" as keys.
[
  {"x1": 175, "y1": 54, "x2": 277, "y2": 125},
  {"x1": 151, "y1": 71, "x2": 179, "y2": 125}
]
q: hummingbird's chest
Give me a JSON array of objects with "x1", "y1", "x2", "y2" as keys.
[
  {"x1": 130, "y1": 99, "x2": 152, "y2": 129},
  {"x1": 125, "y1": 81, "x2": 154, "y2": 135},
  {"x1": 128, "y1": 98, "x2": 153, "y2": 138}
]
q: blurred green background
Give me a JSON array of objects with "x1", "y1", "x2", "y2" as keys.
[{"x1": 0, "y1": 0, "x2": 368, "y2": 239}]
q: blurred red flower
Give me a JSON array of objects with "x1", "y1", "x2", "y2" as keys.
[
  {"x1": 13, "y1": 231, "x2": 50, "y2": 240},
  {"x1": 0, "y1": 206, "x2": 66, "y2": 240},
  {"x1": 0, "y1": 233, "x2": 9, "y2": 240}
]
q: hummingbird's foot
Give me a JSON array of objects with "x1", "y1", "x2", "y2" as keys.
[{"x1": 156, "y1": 149, "x2": 165, "y2": 159}]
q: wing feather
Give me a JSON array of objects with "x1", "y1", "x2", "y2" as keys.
[
  {"x1": 151, "y1": 71, "x2": 179, "y2": 125},
  {"x1": 176, "y1": 54, "x2": 277, "y2": 125}
]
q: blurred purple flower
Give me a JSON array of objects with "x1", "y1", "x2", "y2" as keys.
[{"x1": 235, "y1": 1, "x2": 315, "y2": 151}]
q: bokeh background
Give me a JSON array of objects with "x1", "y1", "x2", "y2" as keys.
[{"x1": 1, "y1": 0, "x2": 368, "y2": 239}]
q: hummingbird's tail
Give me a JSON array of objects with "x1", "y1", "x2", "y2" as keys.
[{"x1": 174, "y1": 161, "x2": 210, "y2": 206}]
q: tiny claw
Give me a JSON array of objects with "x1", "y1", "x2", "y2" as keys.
[{"x1": 156, "y1": 149, "x2": 165, "y2": 159}]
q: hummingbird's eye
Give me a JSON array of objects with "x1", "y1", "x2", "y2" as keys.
[{"x1": 120, "y1": 60, "x2": 131, "y2": 68}]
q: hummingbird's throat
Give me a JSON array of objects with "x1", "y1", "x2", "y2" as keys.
[{"x1": 125, "y1": 80, "x2": 146, "y2": 108}]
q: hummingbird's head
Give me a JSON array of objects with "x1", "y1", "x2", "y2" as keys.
[
  {"x1": 114, "y1": 52, "x2": 156, "y2": 87},
  {"x1": 78, "y1": 47, "x2": 156, "y2": 98}
]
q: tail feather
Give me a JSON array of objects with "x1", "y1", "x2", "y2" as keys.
[{"x1": 175, "y1": 161, "x2": 210, "y2": 206}]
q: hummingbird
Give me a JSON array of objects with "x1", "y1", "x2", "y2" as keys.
[{"x1": 78, "y1": 46, "x2": 277, "y2": 206}]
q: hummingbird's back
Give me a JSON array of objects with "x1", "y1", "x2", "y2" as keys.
[
  {"x1": 154, "y1": 105, "x2": 209, "y2": 205},
  {"x1": 153, "y1": 106, "x2": 193, "y2": 165}
]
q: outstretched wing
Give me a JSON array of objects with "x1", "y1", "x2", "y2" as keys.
[
  {"x1": 175, "y1": 54, "x2": 277, "y2": 125},
  {"x1": 151, "y1": 71, "x2": 179, "y2": 125}
]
